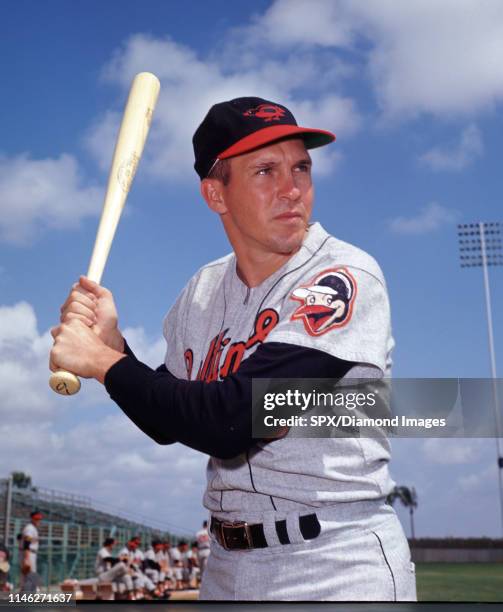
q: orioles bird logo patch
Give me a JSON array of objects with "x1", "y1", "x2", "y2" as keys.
[
  {"x1": 290, "y1": 268, "x2": 357, "y2": 336},
  {"x1": 243, "y1": 104, "x2": 286, "y2": 122}
]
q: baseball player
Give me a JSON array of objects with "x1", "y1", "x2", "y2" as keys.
[
  {"x1": 177, "y1": 541, "x2": 192, "y2": 589},
  {"x1": 118, "y1": 538, "x2": 156, "y2": 599},
  {"x1": 188, "y1": 542, "x2": 201, "y2": 587},
  {"x1": 50, "y1": 97, "x2": 416, "y2": 601},
  {"x1": 19, "y1": 510, "x2": 42, "y2": 593},
  {"x1": 167, "y1": 541, "x2": 185, "y2": 590},
  {"x1": 95, "y1": 537, "x2": 134, "y2": 598},
  {"x1": 195, "y1": 521, "x2": 210, "y2": 577},
  {"x1": 159, "y1": 541, "x2": 175, "y2": 590},
  {"x1": 144, "y1": 540, "x2": 168, "y2": 595}
]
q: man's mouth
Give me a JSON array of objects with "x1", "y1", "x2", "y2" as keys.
[{"x1": 274, "y1": 211, "x2": 304, "y2": 221}]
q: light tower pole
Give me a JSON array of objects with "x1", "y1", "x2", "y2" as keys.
[{"x1": 458, "y1": 222, "x2": 503, "y2": 535}]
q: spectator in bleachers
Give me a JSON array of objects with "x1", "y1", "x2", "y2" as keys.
[
  {"x1": 95, "y1": 537, "x2": 134, "y2": 599},
  {"x1": 19, "y1": 510, "x2": 42, "y2": 593}
]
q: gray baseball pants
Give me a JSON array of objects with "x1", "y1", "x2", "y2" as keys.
[
  {"x1": 199, "y1": 500, "x2": 416, "y2": 601},
  {"x1": 98, "y1": 563, "x2": 133, "y2": 592}
]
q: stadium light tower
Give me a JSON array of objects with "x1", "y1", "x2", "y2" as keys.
[{"x1": 458, "y1": 221, "x2": 503, "y2": 535}]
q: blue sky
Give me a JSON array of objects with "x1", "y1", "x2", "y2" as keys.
[{"x1": 1, "y1": 0, "x2": 503, "y2": 538}]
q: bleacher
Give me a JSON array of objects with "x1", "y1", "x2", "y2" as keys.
[{"x1": 0, "y1": 478, "x2": 183, "y2": 589}]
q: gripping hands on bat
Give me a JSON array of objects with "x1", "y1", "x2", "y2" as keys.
[{"x1": 49, "y1": 277, "x2": 125, "y2": 383}]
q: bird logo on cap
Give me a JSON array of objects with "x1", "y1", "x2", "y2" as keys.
[
  {"x1": 243, "y1": 104, "x2": 286, "y2": 122},
  {"x1": 290, "y1": 268, "x2": 357, "y2": 336}
]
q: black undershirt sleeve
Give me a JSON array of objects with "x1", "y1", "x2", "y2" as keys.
[{"x1": 104, "y1": 341, "x2": 355, "y2": 460}]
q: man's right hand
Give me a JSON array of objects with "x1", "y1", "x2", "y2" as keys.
[{"x1": 59, "y1": 276, "x2": 124, "y2": 353}]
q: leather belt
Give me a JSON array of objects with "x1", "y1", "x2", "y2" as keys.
[{"x1": 210, "y1": 513, "x2": 321, "y2": 551}]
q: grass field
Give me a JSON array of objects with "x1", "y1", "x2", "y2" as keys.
[{"x1": 416, "y1": 563, "x2": 503, "y2": 602}]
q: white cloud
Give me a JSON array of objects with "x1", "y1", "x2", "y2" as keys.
[
  {"x1": 458, "y1": 463, "x2": 496, "y2": 492},
  {"x1": 419, "y1": 124, "x2": 484, "y2": 171},
  {"x1": 354, "y1": 0, "x2": 503, "y2": 118},
  {"x1": 243, "y1": 0, "x2": 503, "y2": 119},
  {"x1": 389, "y1": 202, "x2": 458, "y2": 235},
  {"x1": 83, "y1": 33, "x2": 361, "y2": 181},
  {"x1": 4, "y1": 1, "x2": 502, "y2": 245},
  {"x1": 84, "y1": 111, "x2": 123, "y2": 174},
  {"x1": 0, "y1": 300, "x2": 207, "y2": 533},
  {"x1": 0, "y1": 153, "x2": 102, "y2": 245},
  {"x1": 422, "y1": 438, "x2": 483, "y2": 465},
  {"x1": 235, "y1": 0, "x2": 356, "y2": 50},
  {"x1": 0, "y1": 302, "x2": 60, "y2": 419},
  {"x1": 121, "y1": 325, "x2": 166, "y2": 368}
]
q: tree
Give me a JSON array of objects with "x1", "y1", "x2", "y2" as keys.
[
  {"x1": 386, "y1": 485, "x2": 418, "y2": 539},
  {"x1": 10, "y1": 472, "x2": 32, "y2": 489}
]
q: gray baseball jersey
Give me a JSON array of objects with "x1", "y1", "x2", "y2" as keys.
[
  {"x1": 163, "y1": 222, "x2": 395, "y2": 520},
  {"x1": 95, "y1": 546, "x2": 112, "y2": 574},
  {"x1": 21, "y1": 523, "x2": 39, "y2": 574}
]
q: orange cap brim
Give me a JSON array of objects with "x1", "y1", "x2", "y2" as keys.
[{"x1": 217, "y1": 125, "x2": 335, "y2": 160}]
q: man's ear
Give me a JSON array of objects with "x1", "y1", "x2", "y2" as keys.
[{"x1": 200, "y1": 179, "x2": 227, "y2": 215}]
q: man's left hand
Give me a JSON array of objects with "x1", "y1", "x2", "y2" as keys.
[{"x1": 50, "y1": 319, "x2": 125, "y2": 383}]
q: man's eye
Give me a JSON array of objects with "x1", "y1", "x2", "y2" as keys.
[
  {"x1": 296, "y1": 164, "x2": 311, "y2": 172},
  {"x1": 257, "y1": 167, "x2": 271, "y2": 175}
]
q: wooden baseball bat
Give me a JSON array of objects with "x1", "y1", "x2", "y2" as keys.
[{"x1": 49, "y1": 72, "x2": 161, "y2": 396}]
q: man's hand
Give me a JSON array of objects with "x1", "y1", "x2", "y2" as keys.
[
  {"x1": 60, "y1": 276, "x2": 124, "y2": 352},
  {"x1": 50, "y1": 319, "x2": 125, "y2": 383}
]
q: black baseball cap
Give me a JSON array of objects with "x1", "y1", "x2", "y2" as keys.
[{"x1": 193, "y1": 97, "x2": 335, "y2": 180}]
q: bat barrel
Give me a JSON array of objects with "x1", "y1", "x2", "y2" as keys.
[{"x1": 88, "y1": 72, "x2": 160, "y2": 283}]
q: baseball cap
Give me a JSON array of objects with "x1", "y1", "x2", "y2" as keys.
[
  {"x1": 30, "y1": 510, "x2": 43, "y2": 520},
  {"x1": 293, "y1": 272, "x2": 353, "y2": 300},
  {"x1": 193, "y1": 97, "x2": 335, "y2": 180}
]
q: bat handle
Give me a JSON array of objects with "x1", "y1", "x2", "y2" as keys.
[
  {"x1": 49, "y1": 369, "x2": 82, "y2": 396},
  {"x1": 50, "y1": 249, "x2": 103, "y2": 395}
]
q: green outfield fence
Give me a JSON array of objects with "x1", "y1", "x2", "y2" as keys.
[{"x1": 0, "y1": 476, "x2": 187, "y2": 589}]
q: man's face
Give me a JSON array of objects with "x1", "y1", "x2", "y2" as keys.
[{"x1": 211, "y1": 138, "x2": 313, "y2": 259}]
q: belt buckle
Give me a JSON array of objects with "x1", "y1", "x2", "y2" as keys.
[{"x1": 221, "y1": 521, "x2": 252, "y2": 550}]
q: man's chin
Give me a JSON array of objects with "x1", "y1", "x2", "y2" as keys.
[{"x1": 272, "y1": 233, "x2": 306, "y2": 256}]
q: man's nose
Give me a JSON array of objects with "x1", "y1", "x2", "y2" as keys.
[{"x1": 278, "y1": 171, "x2": 301, "y2": 201}]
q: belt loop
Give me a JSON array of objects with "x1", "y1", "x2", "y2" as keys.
[
  {"x1": 261, "y1": 515, "x2": 280, "y2": 547},
  {"x1": 285, "y1": 512, "x2": 304, "y2": 545}
]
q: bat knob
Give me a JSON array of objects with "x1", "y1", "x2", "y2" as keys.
[{"x1": 49, "y1": 370, "x2": 81, "y2": 396}]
